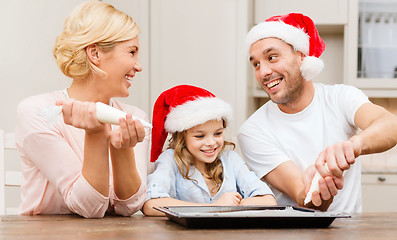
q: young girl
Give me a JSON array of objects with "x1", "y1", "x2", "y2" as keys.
[{"x1": 143, "y1": 85, "x2": 276, "y2": 216}]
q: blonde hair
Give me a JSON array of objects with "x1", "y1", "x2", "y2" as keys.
[
  {"x1": 53, "y1": 0, "x2": 140, "y2": 80},
  {"x1": 168, "y1": 120, "x2": 235, "y2": 193}
]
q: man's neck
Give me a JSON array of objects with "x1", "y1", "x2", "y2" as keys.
[{"x1": 277, "y1": 81, "x2": 315, "y2": 114}]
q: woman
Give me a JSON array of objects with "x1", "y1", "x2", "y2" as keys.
[{"x1": 15, "y1": 0, "x2": 149, "y2": 218}]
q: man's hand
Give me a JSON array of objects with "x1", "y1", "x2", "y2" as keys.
[
  {"x1": 302, "y1": 165, "x2": 344, "y2": 211},
  {"x1": 315, "y1": 140, "x2": 359, "y2": 178}
]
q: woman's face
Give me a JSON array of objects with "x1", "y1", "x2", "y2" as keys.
[
  {"x1": 185, "y1": 119, "x2": 225, "y2": 170},
  {"x1": 97, "y1": 36, "x2": 142, "y2": 99}
]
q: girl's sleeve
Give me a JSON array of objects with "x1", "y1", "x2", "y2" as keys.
[
  {"x1": 229, "y1": 151, "x2": 275, "y2": 199},
  {"x1": 146, "y1": 150, "x2": 178, "y2": 201}
]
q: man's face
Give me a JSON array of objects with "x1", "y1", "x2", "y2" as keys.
[{"x1": 249, "y1": 38, "x2": 306, "y2": 106}]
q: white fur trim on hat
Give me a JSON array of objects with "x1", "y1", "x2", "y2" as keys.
[
  {"x1": 300, "y1": 56, "x2": 324, "y2": 81},
  {"x1": 164, "y1": 97, "x2": 232, "y2": 133},
  {"x1": 246, "y1": 21, "x2": 309, "y2": 54}
]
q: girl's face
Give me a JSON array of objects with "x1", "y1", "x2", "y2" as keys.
[
  {"x1": 185, "y1": 119, "x2": 224, "y2": 169},
  {"x1": 97, "y1": 36, "x2": 142, "y2": 99}
]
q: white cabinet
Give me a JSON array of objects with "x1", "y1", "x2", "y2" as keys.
[
  {"x1": 254, "y1": 0, "x2": 348, "y2": 25},
  {"x1": 362, "y1": 173, "x2": 397, "y2": 212},
  {"x1": 345, "y1": 0, "x2": 397, "y2": 97},
  {"x1": 149, "y1": 0, "x2": 249, "y2": 138}
]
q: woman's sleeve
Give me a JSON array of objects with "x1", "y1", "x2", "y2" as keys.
[
  {"x1": 111, "y1": 123, "x2": 150, "y2": 216},
  {"x1": 16, "y1": 97, "x2": 109, "y2": 218},
  {"x1": 21, "y1": 131, "x2": 110, "y2": 218}
]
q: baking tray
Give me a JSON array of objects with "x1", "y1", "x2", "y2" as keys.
[{"x1": 154, "y1": 205, "x2": 350, "y2": 229}]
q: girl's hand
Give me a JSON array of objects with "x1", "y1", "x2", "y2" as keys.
[
  {"x1": 109, "y1": 114, "x2": 146, "y2": 149},
  {"x1": 213, "y1": 192, "x2": 242, "y2": 206},
  {"x1": 58, "y1": 99, "x2": 106, "y2": 134}
]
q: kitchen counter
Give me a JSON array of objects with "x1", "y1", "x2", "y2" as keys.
[
  {"x1": 1, "y1": 212, "x2": 397, "y2": 240},
  {"x1": 360, "y1": 145, "x2": 397, "y2": 173}
]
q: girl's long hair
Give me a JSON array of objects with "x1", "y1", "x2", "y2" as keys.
[{"x1": 168, "y1": 120, "x2": 235, "y2": 193}]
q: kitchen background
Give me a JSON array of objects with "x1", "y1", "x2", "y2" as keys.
[{"x1": 1, "y1": 0, "x2": 396, "y2": 213}]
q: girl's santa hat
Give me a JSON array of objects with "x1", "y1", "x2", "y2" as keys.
[
  {"x1": 150, "y1": 85, "x2": 232, "y2": 162},
  {"x1": 246, "y1": 13, "x2": 325, "y2": 81}
]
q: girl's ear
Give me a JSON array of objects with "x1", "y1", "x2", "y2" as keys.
[{"x1": 86, "y1": 44, "x2": 100, "y2": 66}]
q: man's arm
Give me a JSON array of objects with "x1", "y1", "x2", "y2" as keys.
[
  {"x1": 306, "y1": 102, "x2": 397, "y2": 209},
  {"x1": 316, "y1": 102, "x2": 397, "y2": 177},
  {"x1": 263, "y1": 160, "x2": 339, "y2": 210},
  {"x1": 263, "y1": 161, "x2": 305, "y2": 205},
  {"x1": 352, "y1": 103, "x2": 397, "y2": 156}
]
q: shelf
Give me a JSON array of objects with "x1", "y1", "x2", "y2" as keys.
[
  {"x1": 355, "y1": 78, "x2": 397, "y2": 89},
  {"x1": 361, "y1": 89, "x2": 397, "y2": 98},
  {"x1": 316, "y1": 24, "x2": 345, "y2": 34}
]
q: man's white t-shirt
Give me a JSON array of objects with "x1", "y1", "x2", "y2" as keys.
[{"x1": 237, "y1": 83, "x2": 370, "y2": 213}]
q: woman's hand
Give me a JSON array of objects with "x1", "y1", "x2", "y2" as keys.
[
  {"x1": 58, "y1": 99, "x2": 107, "y2": 135},
  {"x1": 109, "y1": 114, "x2": 146, "y2": 149},
  {"x1": 212, "y1": 192, "x2": 242, "y2": 206}
]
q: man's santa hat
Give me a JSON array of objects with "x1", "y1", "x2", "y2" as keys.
[
  {"x1": 150, "y1": 85, "x2": 232, "y2": 162},
  {"x1": 246, "y1": 13, "x2": 325, "y2": 81}
]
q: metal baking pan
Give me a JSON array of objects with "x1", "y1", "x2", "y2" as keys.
[{"x1": 154, "y1": 205, "x2": 350, "y2": 229}]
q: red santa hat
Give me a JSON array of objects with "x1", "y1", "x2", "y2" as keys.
[
  {"x1": 150, "y1": 85, "x2": 232, "y2": 162},
  {"x1": 246, "y1": 13, "x2": 325, "y2": 81}
]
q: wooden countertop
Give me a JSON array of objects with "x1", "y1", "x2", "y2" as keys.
[{"x1": 1, "y1": 212, "x2": 397, "y2": 240}]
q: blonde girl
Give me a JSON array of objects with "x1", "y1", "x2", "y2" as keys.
[{"x1": 143, "y1": 85, "x2": 276, "y2": 216}]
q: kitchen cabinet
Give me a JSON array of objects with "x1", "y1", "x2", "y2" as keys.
[
  {"x1": 345, "y1": 0, "x2": 397, "y2": 97},
  {"x1": 254, "y1": 0, "x2": 348, "y2": 25},
  {"x1": 149, "y1": 0, "x2": 249, "y2": 138},
  {"x1": 360, "y1": 146, "x2": 397, "y2": 212},
  {"x1": 362, "y1": 173, "x2": 397, "y2": 212}
]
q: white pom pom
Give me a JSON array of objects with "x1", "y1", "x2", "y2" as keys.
[{"x1": 300, "y1": 56, "x2": 324, "y2": 81}]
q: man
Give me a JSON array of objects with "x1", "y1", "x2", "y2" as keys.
[{"x1": 237, "y1": 13, "x2": 397, "y2": 213}]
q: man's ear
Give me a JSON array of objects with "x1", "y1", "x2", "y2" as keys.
[
  {"x1": 86, "y1": 44, "x2": 100, "y2": 65},
  {"x1": 296, "y1": 51, "x2": 305, "y2": 66}
]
